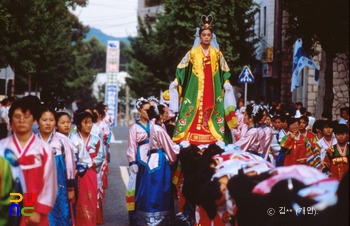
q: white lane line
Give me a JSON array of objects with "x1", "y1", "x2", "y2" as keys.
[
  {"x1": 111, "y1": 140, "x2": 123, "y2": 143},
  {"x1": 120, "y1": 166, "x2": 129, "y2": 188}
]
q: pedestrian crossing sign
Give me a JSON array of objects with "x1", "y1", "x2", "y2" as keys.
[{"x1": 238, "y1": 66, "x2": 255, "y2": 84}]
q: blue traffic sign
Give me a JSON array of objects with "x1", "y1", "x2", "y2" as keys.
[{"x1": 238, "y1": 66, "x2": 255, "y2": 84}]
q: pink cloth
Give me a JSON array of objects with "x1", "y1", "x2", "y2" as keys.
[
  {"x1": 149, "y1": 123, "x2": 180, "y2": 164},
  {"x1": 252, "y1": 165, "x2": 328, "y2": 195},
  {"x1": 257, "y1": 127, "x2": 266, "y2": 154},
  {"x1": 262, "y1": 126, "x2": 274, "y2": 155},
  {"x1": 127, "y1": 122, "x2": 150, "y2": 163},
  {"x1": 37, "y1": 132, "x2": 75, "y2": 180},
  {"x1": 1, "y1": 134, "x2": 57, "y2": 226},
  {"x1": 234, "y1": 127, "x2": 260, "y2": 152}
]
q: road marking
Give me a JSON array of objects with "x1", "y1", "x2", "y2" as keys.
[
  {"x1": 120, "y1": 166, "x2": 129, "y2": 188},
  {"x1": 111, "y1": 140, "x2": 123, "y2": 143}
]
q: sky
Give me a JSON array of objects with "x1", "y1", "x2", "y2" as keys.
[{"x1": 71, "y1": 0, "x2": 138, "y2": 38}]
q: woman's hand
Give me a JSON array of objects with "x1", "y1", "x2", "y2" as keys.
[
  {"x1": 26, "y1": 212, "x2": 41, "y2": 226},
  {"x1": 68, "y1": 189, "x2": 75, "y2": 201}
]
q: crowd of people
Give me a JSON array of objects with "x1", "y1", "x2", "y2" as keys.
[
  {"x1": 127, "y1": 93, "x2": 349, "y2": 226},
  {"x1": 0, "y1": 95, "x2": 113, "y2": 226},
  {"x1": 125, "y1": 14, "x2": 349, "y2": 226}
]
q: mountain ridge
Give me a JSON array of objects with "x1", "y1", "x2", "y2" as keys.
[{"x1": 85, "y1": 27, "x2": 130, "y2": 46}]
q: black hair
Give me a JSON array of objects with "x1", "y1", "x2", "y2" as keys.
[
  {"x1": 0, "y1": 98, "x2": 8, "y2": 106},
  {"x1": 312, "y1": 120, "x2": 324, "y2": 134},
  {"x1": 94, "y1": 105, "x2": 105, "y2": 118},
  {"x1": 334, "y1": 123, "x2": 348, "y2": 134},
  {"x1": 287, "y1": 116, "x2": 299, "y2": 127},
  {"x1": 9, "y1": 98, "x2": 38, "y2": 124},
  {"x1": 37, "y1": 105, "x2": 56, "y2": 121},
  {"x1": 299, "y1": 115, "x2": 309, "y2": 124},
  {"x1": 321, "y1": 120, "x2": 334, "y2": 130},
  {"x1": 299, "y1": 107, "x2": 307, "y2": 115},
  {"x1": 245, "y1": 104, "x2": 263, "y2": 123},
  {"x1": 75, "y1": 112, "x2": 93, "y2": 131},
  {"x1": 55, "y1": 111, "x2": 71, "y2": 124},
  {"x1": 147, "y1": 104, "x2": 167, "y2": 121}
]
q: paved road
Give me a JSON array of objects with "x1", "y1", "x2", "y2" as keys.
[
  {"x1": 102, "y1": 125, "x2": 130, "y2": 226},
  {"x1": 102, "y1": 125, "x2": 182, "y2": 226}
]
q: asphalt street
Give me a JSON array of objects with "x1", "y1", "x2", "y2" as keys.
[{"x1": 102, "y1": 125, "x2": 130, "y2": 226}]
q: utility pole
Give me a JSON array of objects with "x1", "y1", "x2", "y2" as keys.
[{"x1": 125, "y1": 85, "x2": 130, "y2": 125}]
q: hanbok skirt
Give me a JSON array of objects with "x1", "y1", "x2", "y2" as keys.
[
  {"x1": 135, "y1": 150, "x2": 174, "y2": 225},
  {"x1": 48, "y1": 154, "x2": 70, "y2": 226},
  {"x1": 76, "y1": 168, "x2": 98, "y2": 226}
]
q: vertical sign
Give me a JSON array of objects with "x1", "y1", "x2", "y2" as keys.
[{"x1": 105, "y1": 41, "x2": 120, "y2": 127}]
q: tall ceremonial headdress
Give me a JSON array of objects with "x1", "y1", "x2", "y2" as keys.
[{"x1": 192, "y1": 14, "x2": 220, "y2": 49}]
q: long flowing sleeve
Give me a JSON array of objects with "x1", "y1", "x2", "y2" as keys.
[
  {"x1": 263, "y1": 127, "x2": 274, "y2": 154},
  {"x1": 61, "y1": 136, "x2": 76, "y2": 186},
  {"x1": 36, "y1": 141, "x2": 58, "y2": 214},
  {"x1": 234, "y1": 128, "x2": 260, "y2": 152},
  {"x1": 127, "y1": 124, "x2": 138, "y2": 163},
  {"x1": 70, "y1": 133, "x2": 92, "y2": 177},
  {"x1": 91, "y1": 135, "x2": 105, "y2": 172},
  {"x1": 154, "y1": 126, "x2": 180, "y2": 164}
]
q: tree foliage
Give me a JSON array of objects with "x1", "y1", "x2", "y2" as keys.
[
  {"x1": 282, "y1": 0, "x2": 349, "y2": 110},
  {"x1": 127, "y1": 0, "x2": 258, "y2": 98},
  {"x1": 0, "y1": 0, "x2": 113, "y2": 109}
]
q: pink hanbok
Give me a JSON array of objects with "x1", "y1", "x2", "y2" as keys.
[
  {"x1": 0, "y1": 134, "x2": 57, "y2": 226},
  {"x1": 234, "y1": 127, "x2": 260, "y2": 152}
]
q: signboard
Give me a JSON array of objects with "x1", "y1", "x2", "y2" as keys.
[
  {"x1": 238, "y1": 66, "x2": 255, "y2": 84},
  {"x1": 105, "y1": 85, "x2": 118, "y2": 127},
  {"x1": 262, "y1": 63, "x2": 272, "y2": 78},
  {"x1": 105, "y1": 41, "x2": 120, "y2": 126},
  {"x1": 261, "y1": 48, "x2": 273, "y2": 63}
]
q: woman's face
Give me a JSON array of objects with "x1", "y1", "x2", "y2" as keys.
[
  {"x1": 265, "y1": 116, "x2": 271, "y2": 126},
  {"x1": 139, "y1": 103, "x2": 150, "y2": 121},
  {"x1": 243, "y1": 111, "x2": 252, "y2": 125},
  {"x1": 11, "y1": 109, "x2": 34, "y2": 135},
  {"x1": 322, "y1": 126, "x2": 333, "y2": 137},
  {"x1": 259, "y1": 110, "x2": 267, "y2": 124},
  {"x1": 289, "y1": 121, "x2": 300, "y2": 134},
  {"x1": 57, "y1": 115, "x2": 72, "y2": 136},
  {"x1": 39, "y1": 111, "x2": 56, "y2": 135},
  {"x1": 80, "y1": 117, "x2": 93, "y2": 134},
  {"x1": 200, "y1": 29, "x2": 212, "y2": 46},
  {"x1": 299, "y1": 119, "x2": 308, "y2": 131}
]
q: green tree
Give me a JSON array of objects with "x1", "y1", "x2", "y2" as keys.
[
  {"x1": 282, "y1": 0, "x2": 349, "y2": 110},
  {"x1": 0, "y1": 0, "x2": 89, "y2": 97},
  {"x1": 127, "y1": 0, "x2": 258, "y2": 98}
]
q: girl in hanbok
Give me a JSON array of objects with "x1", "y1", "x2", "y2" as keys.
[
  {"x1": 56, "y1": 111, "x2": 92, "y2": 177},
  {"x1": 71, "y1": 112, "x2": 105, "y2": 226},
  {"x1": 126, "y1": 98, "x2": 151, "y2": 225},
  {"x1": 134, "y1": 104, "x2": 184, "y2": 225},
  {"x1": 279, "y1": 117, "x2": 323, "y2": 169},
  {"x1": 0, "y1": 99, "x2": 57, "y2": 226},
  {"x1": 93, "y1": 105, "x2": 110, "y2": 223},
  {"x1": 323, "y1": 123, "x2": 349, "y2": 180},
  {"x1": 317, "y1": 120, "x2": 337, "y2": 161},
  {"x1": 36, "y1": 106, "x2": 75, "y2": 226},
  {"x1": 234, "y1": 104, "x2": 263, "y2": 153},
  {"x1": 56, "y1": 111, "x2": 92, "y2": 224}
]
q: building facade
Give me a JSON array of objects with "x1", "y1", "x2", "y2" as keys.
[{"x1": 254, "y1": 0, "x2": 349, "y2": 120}]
